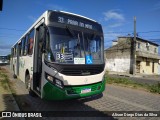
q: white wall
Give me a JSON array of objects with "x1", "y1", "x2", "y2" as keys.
[{"x1": 106, "y1": 58, "x2": 130, "y2": 73}]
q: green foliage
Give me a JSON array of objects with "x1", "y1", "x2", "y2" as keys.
[
  {"x1": 0, "y1": 69, "x2": 15, "y2": 93},
  {"x1": 7, "y1": 54, "x2": 11, "y2": 60},
  {"x1": 149, "y1": 82, "x2": 160, "y2": 94},
  {"x1": 0, "y1": 72, "x2": 9, "y2": 90}
]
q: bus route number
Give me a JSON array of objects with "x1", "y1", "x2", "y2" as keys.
[
  {"x1": 56, "y1": 53, "x2": 64, "y2": 60},
  {"x1": 58, "y1": 17, "x2": 64, "y2": 23}
]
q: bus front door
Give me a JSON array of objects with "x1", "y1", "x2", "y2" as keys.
[
  {"x1": 33, "y1": 25, "x2": 45, "y2": 93},
  {"x1": 16, "y1": 43, "x2": 20, "y2": 76}
]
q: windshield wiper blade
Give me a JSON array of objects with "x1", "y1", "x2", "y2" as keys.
[
  {"x1": 66, "y1": 26, "x2": 76, "y2": 38},
  {"x1": 91, "y1": 32, "x2": 96, "y2": 40}
]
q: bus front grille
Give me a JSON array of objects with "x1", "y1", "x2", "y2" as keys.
[{"x1": 60, "y1": 66, "x2": 103, "y2": 76}]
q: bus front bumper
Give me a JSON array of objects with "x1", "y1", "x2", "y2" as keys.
[{"x1": 42, "y1": 79, "x2": 106, "y2": 100}]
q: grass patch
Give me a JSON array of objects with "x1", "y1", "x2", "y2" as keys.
[
  {"x1": 105, "y1": 75, "x2": 160, "y2": 94},
  {"x1": 0, "y1": 67, "x2": 16, "y2": 93},
  {"x1": 149, "y1": 82, "x2": 160, "y2": 93},
  {"x1": 0, "y1": 72, "x2": 10, "y2": 91}
]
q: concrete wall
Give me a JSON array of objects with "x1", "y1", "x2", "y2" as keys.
[
  {"x1": 106, "y1": 58, "x2": 131, "y2": 73},
  {"x1": 158, "y1": 64, "x2": 160, "y2": 75},
  {"x1": 136, "y1": 40, "x2": 159, "y2": 55},
  {"x1": 105, "y1": 37, "x2": 160, "y2": 75},
  {"x1": 105, "y1": 38, "x2": 132, "y2": 74},
  {"x1": 136, "y1": 39, "x2": 159, "y2": 74}
]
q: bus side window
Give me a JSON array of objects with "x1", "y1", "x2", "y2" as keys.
[
  {"x1": 11, "y1": 48, "x2": 13, "y2": 57},
  {"x1": 22, "y1": 37, "x2": 25, "y2": 56},
  {"x1": 28, "y1": 29, "x2": 34, "y2": 55},
  {"x1": 14, "y1": 44, "x2": 17, "y2": 57},
  {"x1": 12, "y1": 48, "x2": 14, "y2": 57},
  {"x1": 24, "y1": 35, "x2": 29, "y2": 56},
  {"x1": 19, "y1": 41, "x2": 22, "y2": 56},
  {"x1": 16, "y1": 44, "x2": 18, "y2": 56},
  {"x1": 21, "y1": 38, "x2": 24, "y2": 56}
]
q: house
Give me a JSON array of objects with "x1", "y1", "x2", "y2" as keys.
[{"x1": 105, "y1": 36, "x2": 160, "y2": 75}]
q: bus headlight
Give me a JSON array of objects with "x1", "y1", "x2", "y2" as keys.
[
  {"x1": 45, "y1": 73, "x2": 64, "y2": 89},
  {"x1": 46, "y1": 74, "x2": 54, "y2": 82}
]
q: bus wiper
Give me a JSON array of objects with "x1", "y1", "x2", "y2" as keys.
[
  {"x1": 91, "y1": 32, "x2": 96, "y2": 40},
  {"x1": 66, "y1": 26, "x2": 76, "y2": 38}
]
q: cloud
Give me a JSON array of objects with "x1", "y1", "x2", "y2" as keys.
[
  {"x1": 0, "y1": 49, "x2": 10, "y2": 55},
  {"x1": 0, "y1": 44, "x2": 11, "y2": 55},
  {"x1": 109, "y1": 23, "x2": 123, "y2": 28},
  {"x1": 28, "y1": 15, "x2": 37, "y2": 22},
  {"x1": 103, "y1": 10, "x2": 125, "y2": 21},
  {"x1": 0, "y1": 44, "x2": 12, "y2": 49},
  {"x1": 104, "y1": 32, "x2": 121, "y2": 40},
  {"x1": 103, "y1": 10, "x2": 126, "y2": 28}
]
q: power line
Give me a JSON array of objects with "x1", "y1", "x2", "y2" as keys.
[
  {"x1": 105, "y1": 31, "x2": 132, "y2": 34},
  {"x1": 105, "y1": 31, "x2": 160, "y2": 34},
  {"x1": 138, "y1": 31, "x2": 160, "y2": 33},
  {"x1": 0, "y1": 27, "x2": 159, "y2": 34}
]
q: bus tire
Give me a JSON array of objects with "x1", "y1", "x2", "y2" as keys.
[
  {"x1": 13, "y1": 66, "x2": 17, "y2": 79},
  {"x1": 13, "y1": 74, "x2": 17, "y2": 79},
  {"x1": 25, "y1": 74, "x2": 37, "y2": 97}
]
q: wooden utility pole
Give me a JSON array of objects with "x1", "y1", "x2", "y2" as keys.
[{"x1": 133, "y1": 16, "x2": 136, "y2": 75}]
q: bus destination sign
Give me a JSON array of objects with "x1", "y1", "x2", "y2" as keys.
[
  {"x1": 49, "y1": 11, "x2": 102, "y2": 32},
  {"x1": 57, "y1": 16, "x2": 93, "y2": 29}
]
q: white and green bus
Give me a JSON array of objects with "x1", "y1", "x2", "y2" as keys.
[{"x1": 10, "y1": 10, "x2": 106, "y2": 100}]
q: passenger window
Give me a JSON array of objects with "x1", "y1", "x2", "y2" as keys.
[
  {"x1": 19, "y1": 42, "x2": 22, "y2": 56},
  {"x1": 14, "y1": 45, "x2": 17, "y2": 57},
  {"x1": 28, "y1": 29, "x2": 34, "y2": 55},
  {"x1": 21, "y1": 38, "x2": 25, "y2": 56},
  {"x1": 24, "y1": 35, "x2": 29, "y2": 55}
]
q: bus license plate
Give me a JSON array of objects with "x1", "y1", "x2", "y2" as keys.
[{"x1": 81, "y1": 88, "x2": 91, "y2": 94}]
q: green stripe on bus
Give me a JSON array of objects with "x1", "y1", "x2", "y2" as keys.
[{"x1": 42, "y1": 80, "x2": 106, "y2": 100}]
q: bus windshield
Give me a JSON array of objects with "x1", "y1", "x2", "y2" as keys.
[{"x1": 45, "y1": 26, "x2": 104, "y2": 64}]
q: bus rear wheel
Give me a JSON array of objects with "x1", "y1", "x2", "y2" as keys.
[
  {"x1": 25, "y1": 74, "x2": 37, "y2": 97},
  {"x1": 13, "y1": 66, "x2": 17, "y2": 79}
]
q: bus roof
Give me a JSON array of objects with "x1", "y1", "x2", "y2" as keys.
[
  {"x1": 58, "y1": 10, "x2": 97, "y2": 22},
  {"x1": 12, "y1": 10, "x2": 99, "y2": 47}
]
